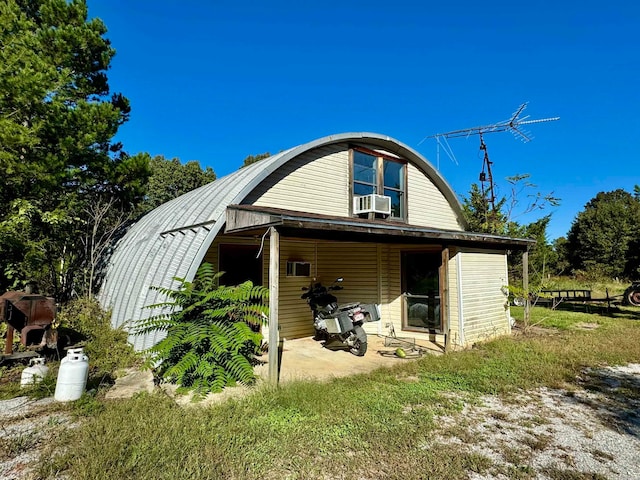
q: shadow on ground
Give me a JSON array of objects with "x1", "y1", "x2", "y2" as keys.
[{"x1": 559, "y1": 364, "x2": 640, "y2": 438}]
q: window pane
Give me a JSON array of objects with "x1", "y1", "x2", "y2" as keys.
[
  {"x1": 354, "y1": 151, "x2": 377, "y2": 184},
  {"x1": 384, "y1": 188, "x2": 402, "y2": 218},
  {"x1": 383, "y1": 160, "x2": 404, "y2": 190},
  {"x1": 354, "y1": 183, "x2": 376, "y2": 196},
  {"x1": 407, "y1": 296, "x2": 441, "y2": 330}
]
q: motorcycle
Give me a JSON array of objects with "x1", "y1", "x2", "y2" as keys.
[{"x1": 301, "y1": 278, "x2": 381, "y2": 356}]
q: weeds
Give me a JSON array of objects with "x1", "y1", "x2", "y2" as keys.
[
  {"x1": 521, "y1": 432, "x2": 553, "y2": 451},
  {"x1": 542, "y1": 467, "x2": 608, "y2": 480},
  {"x1": 0, "y1": 433, "x2": 37, "y2": 460},
  {"x1": 57, "y1": 297, "x2": 140, "y2": 385},
  {"x1": 590, "y1": 449, "x2": 615, "y2": 462}
]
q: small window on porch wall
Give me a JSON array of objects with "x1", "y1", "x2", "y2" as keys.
[{"x1": 352, "y1": 148, "x2": 406, "y2": 220}]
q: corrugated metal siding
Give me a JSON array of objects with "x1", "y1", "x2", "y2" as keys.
[
  {"x1": 407, "y1": 164, "x2": 465, "y2": 231},
  {"x1": 99, "y1": 163, "x2": 271, "y2": 350},
  {"x1": 459, "y1": 249, "x2": 510, "y2": 345},
  {"x1": 244, "y1": 144, "x2": 350, "y2": 217}
]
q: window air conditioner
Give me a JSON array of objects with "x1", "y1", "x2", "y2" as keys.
[{"x1": 353, "y1": 194, "x2": 392, "y2": 215}]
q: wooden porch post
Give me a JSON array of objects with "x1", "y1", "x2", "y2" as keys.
[
  {"x1": 268, "y1": 226, "x2": 280, "y2": 384},
  {"x1": 523, "y1": 249, "x2": 530, "y2": 328},
  {"x1": 441, "y1": 247, "x2": 450, "y2": 353}
]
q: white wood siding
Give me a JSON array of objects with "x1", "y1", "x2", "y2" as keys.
[
  {"x1": 243, "y1": 144, "x2": 464, "y2": 231},
  {"x1": 447, "y1": 248, "x2": 461, "y2": 346},
  {"x1": 458, "y1": 249, "x2": 510, "y2": 345},
  {"x1": 206, "y1": 237, "x2": 384, "y2": 339},
  {"x1": 407, "y1": 164, "x2": 464, "y2": 231},
  {"x1": 203, "y1": 237, "x2": 511, "y2": 348},
  {"x1": 277, "y1": 239, "x2": 318, "y2": 338},
  {"x1": 243, "y1": 144, "x2": 350, "y2": 217},
  {"x1": 254, "y1": 238, "x2": 382, "y2": 339}
]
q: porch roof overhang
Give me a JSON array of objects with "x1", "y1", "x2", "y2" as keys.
[{"x1": 225, "y1": 205, "x2": 534, "y2": 250}]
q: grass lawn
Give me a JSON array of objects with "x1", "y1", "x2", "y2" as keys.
[{"x1": 37, "y1": 305, "x2": 640, "y2": 480}]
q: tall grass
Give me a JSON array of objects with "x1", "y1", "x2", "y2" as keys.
[{"x1": 39, "y1": 307, "x2": 640, "y2": 480}]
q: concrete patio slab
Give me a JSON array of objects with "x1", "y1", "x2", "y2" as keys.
[{"x1": 254, "y1": 335, "x2": 441, "y2": 383}]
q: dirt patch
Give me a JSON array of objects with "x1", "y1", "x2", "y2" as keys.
[{"x1": 574, "y1": 322, "x2": 601, "y2": 330}]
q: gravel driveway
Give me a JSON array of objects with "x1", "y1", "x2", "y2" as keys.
[{"x1": 433, "y1": 364, "x2": 640, "y2": 479}]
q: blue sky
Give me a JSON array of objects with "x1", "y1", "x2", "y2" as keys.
[{"x1": 87, "y1": 0, "x2": 639, "y2": 240}]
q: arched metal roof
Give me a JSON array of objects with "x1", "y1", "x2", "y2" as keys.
[{"x1": 98, "y1": 132, "x2": 465, "y2": 350}]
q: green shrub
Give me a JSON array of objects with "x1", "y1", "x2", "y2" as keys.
[
  {"x1": 57, "y1": 297, "x2": 139, "y2": 384},
  {"x1": 137, "y1": 263, "x2": 268, "y2": 397}
]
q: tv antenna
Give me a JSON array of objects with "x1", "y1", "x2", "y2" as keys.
[{"x1": 421, "y1": 102, "x2": 559, "y2": 212}]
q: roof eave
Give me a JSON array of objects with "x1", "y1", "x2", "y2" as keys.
[{"x1": 225, "y1": 204, "x2": 533, "y2": 249}]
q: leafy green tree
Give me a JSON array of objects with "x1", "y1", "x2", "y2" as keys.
[
  {"x1": 549, "y1": 236, "x2": 570, "y2": 276},
  {"x1": 462, "y1": 174, "x2": 559, "y2": 237},
  {"x1": 137, "y1": 263, "x2": 268, "y2": 397},
  {"x1": 566, "y1": 189, "x2": 640, "y2": 278},
  {"x1": 138, "y1": 156, "x2": 216, "y2": 214},
  {"x1": 463, "y1": 175, "x2": 560, "y2": 286},
  {"x1": 241, "y1": 152, "x2": 271, "y2": 168},
  {"x1": 462, "y1": 183, "x2": 509, "y2": 235},
  {"x1": 0, "y1": 0, "x2": 150, "y2": 298}
]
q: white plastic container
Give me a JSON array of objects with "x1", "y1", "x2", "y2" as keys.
[
  {"x1": 54, "y1": 349, "x2": 89, "y2": 402},
  {"x1": 21, "y1": 357, "x2": 49, "y2": 388}
]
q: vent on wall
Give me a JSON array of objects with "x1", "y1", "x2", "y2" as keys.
[{"x1": 353, "y1": 194, "x2": 391, "y2": 215}]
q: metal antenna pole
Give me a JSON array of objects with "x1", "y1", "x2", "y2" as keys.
[{"x1": 479, "y1": 133, "x2": 496, "y2": 212}]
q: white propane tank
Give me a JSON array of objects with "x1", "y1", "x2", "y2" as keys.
[
  {"x1": 54, "y1": 349, "x2": 89, "y2": 402},
  {"x1": 20, "y1": 357, "x2": 49, "y2": 388}
]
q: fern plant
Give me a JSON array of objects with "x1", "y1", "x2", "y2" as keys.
[{"x1": 136, "y1": 263, "x2": 269, "y2": 397}]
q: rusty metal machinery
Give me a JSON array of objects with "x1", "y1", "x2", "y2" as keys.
[{"x1": 1, "y1": 291, "x2": 56, "y2": 355}]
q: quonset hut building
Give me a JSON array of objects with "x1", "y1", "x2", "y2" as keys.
[{"x1": 99, "y1": 132, "x2": 531, "y2": 362}]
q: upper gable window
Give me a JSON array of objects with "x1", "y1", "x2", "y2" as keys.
[{"x1": 352, "y1": 148, "x2": 406, "y2": 220}]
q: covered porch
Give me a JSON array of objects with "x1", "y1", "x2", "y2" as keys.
[{"x1": 223, "y1": 204, "x2": 533, "y2": 384}]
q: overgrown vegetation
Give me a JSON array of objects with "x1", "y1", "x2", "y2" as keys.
[
  {"x1": 38, "y1": 306, "x2": 640, "y2": 480},
  {"x1": 56, "y1": 297, "x2": 139, "y2": 385},
  {"x1": 137, "y1": 263, "x2": 268, "y2": 397}
]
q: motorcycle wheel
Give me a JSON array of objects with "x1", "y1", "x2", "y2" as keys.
[
  {"x1": 624, "y1": 285, "x2": 640, "y2": 307},
  {"x1": 313, "y1": 328, "x2": 328, "y2": 342},
  {"x1": 349, "y1": 326, "x2": 367, "y2": 356}
]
